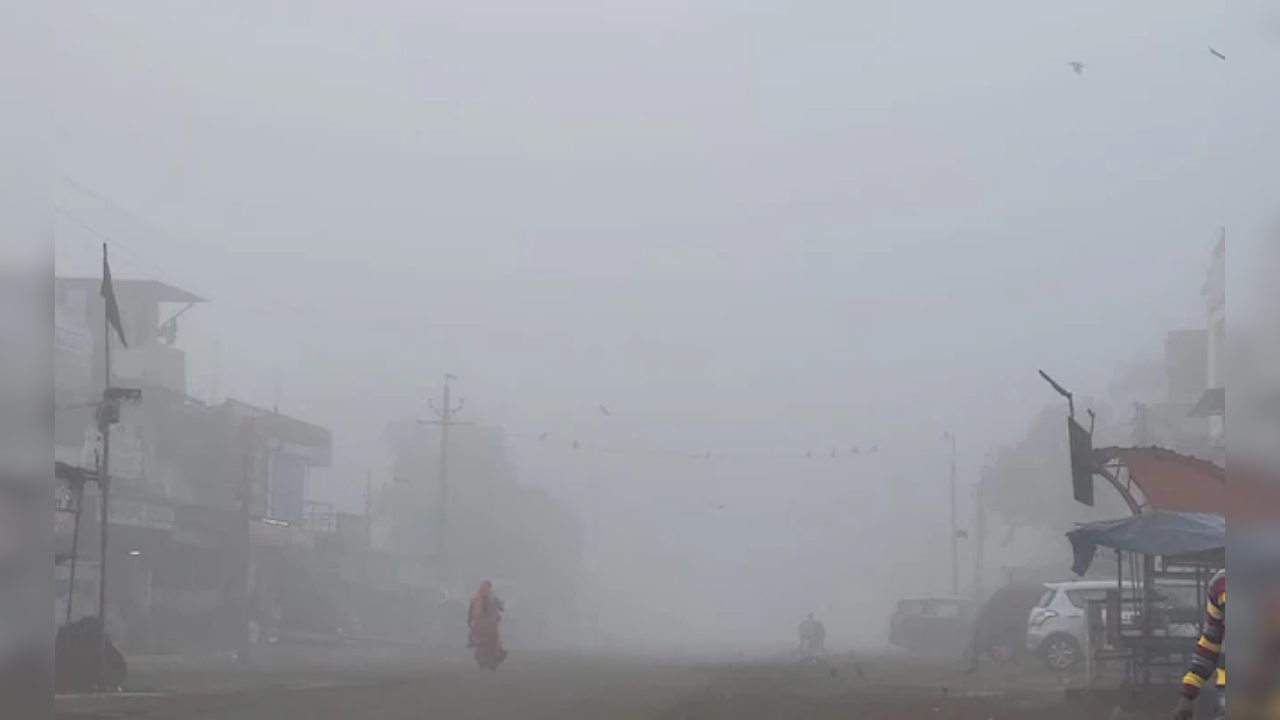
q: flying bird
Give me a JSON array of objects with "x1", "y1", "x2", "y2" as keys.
[
  {"x1": 831, "y1": 449, "x2": 838, "y2": 458},
  {"x1": 599, "y1": 405, "x2": 612, "y2": 417},
  {"x1": 1210, "y1": 48, "x2": 1226, "y2": 60},
  {"x1": 572, "y1": 440, "x2": 580, "y2": 450},
  {"x1": 1068, "y1": 61, "x2": 1086, "y2": 75},
  {"x1": 851, "y1": 447, "x2": 860, "y2": 456},
  {"x1": 705, "y1": 451, "x2": 712, "y2": 460},
  {"x1": 537, "y1": 432, "x2": 548, "y2": 442}
]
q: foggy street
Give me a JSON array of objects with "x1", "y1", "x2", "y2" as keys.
[
  {"x1": 1, "y1": 0, "x2": 1254, "y2": 718},
  {"x1": 55, "y1": 649, "x2": 1163, "y2": 720},
  {"x1": 54, "y1": 651, "x2": 715, "y2": 720}
]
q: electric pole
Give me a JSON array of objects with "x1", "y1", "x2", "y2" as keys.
[
  {"x1": 95, "y1": 243, "x2": 142, "y2": 689},
  {"x1": 418, "y1": 374, "x2": 468, "y2": 582},
  {"x1": 945, "y1": 431, "x2": 959, "y2": 597},
  {"x1": 235, "y1": 417, "x2": 258, "y2": 664},
  {"x1": 364, "y1": 469, "x2": 374, "y2": 549},
  {"x1": 973, "y1": 499, "x2": 987, "y2": 594}
]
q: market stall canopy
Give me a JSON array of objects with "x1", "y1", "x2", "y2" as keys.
[{"x1": 1067, "y1": 510, "x2": 1225, "y2": 576}]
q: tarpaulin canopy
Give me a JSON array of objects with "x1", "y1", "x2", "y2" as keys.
[{"x1": 1067, "y1": 510, "x2": 1225, "y2": 576}]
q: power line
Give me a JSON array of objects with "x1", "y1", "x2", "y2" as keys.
[
  {"x1": 54, "y1": 200, "x2": 338, "y2": 365},
  {"x1": 502, "y1": 430, "x2": 888, "y2": 463},
  {"x1": 56, "y1": 208, "x2": 172, "y2": 284}
]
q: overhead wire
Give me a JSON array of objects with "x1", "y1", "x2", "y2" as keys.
[{"x1": 55, "y1": 179, "x2": 929, "y2": 468}]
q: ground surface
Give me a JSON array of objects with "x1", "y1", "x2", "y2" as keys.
[{"x1": 54, "y1": 647, "x2": 1182, "y2": 719}]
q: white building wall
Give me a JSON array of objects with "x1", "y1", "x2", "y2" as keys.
[{"x1": 1203, "y1": 233, "x2": 1226, "y2": 449}]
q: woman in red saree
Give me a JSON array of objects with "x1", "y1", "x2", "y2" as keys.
[{"x1": 468, "y1": 580, "x2": 508, "y2": 669}]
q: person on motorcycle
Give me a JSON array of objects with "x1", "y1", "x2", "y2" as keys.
[
  {"x1": 1174, "y1": 568, "x2": 1225, "y2": 720},
  {"x1": 798, "y1": 613, "x2": 825, "y2": 655},
  {"x1": 468, "y1": 580, "x2": 508, "y2": 669}
]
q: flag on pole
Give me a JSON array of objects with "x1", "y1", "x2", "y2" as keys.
[{"x1": 101, "y1": 243, "x2": 127, "y2": 348}]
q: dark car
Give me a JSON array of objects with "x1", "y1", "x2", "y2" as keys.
[
  {"x1": 967, "y1": 583, "x2": 1047, "y2": 663},
  {"x1": 889, "y1": 597, "x2": 974, "y2": 656}
]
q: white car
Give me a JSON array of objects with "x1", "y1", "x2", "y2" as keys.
[{"x1": 1026, "y1": 579, "x2": 1200, "y2": 671}]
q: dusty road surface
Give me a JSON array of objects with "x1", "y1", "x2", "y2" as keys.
[{"x1": 55, "y1": 650, "x2": 1179, "y2": 719}]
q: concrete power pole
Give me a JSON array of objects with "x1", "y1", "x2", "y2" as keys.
[
  {"x1": 235, "y1": 418, "x2": 258, "y2": 664},
  {"x1": 973, "y1": 502, "x2": 987, "y2": 593},
  {"x1": 419, "y1": 374, "x2": 467, "y2": 582},
  {"x1": 364, "y1": 469, "x2": 374, "y2": 549}
]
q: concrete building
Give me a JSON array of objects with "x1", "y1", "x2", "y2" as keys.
[
  {"x1": 1194, "y1": 232, "x2": 1227, "y2": 457},
  {"x1": 53, "y1": 276, "x2": 334, "y2": 652}
]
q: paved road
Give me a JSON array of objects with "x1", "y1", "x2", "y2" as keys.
[
  {"x1": 54, "y1": 650, "x2": 1174, "y2": 720},
  {"x1": 56, "y1": 652, "x2": 713, "y2": 720}
]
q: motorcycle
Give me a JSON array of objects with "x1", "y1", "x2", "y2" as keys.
[{"x1": 474, "y1": 640, "x2": 509, "y2": 670}]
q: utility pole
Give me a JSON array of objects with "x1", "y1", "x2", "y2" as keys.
[
  {"x1": 418, "y1": 375, "x2": 468, "y2": 582},
  {"x1": 235, "y1": 417, "x2": 258, "y2": 664},
  {"x1": 973, "y1": 500, "x2": 987, "y2": 594},
  {"x1": 364, "y1": 469, "x2": 374, "y2": 549},
  {"x1": 97, "y1": 368, "x2": 112, "y2": 689},
  {"x1": 96, "y1": 244, "x2": 141, "y2": 689},
  {"x1": 66, "y1": 477, "x2": 85, "y2": 626},
  {"x1": 56, "y1": 461, "x2": 96, "y2": 626},
  {"x1": 944, "y1": 431, "x2": 959, "y2": 597}
]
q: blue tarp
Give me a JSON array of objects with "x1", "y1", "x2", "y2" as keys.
[{"x1": 1067, "y1": 511, "x2": 1225, "y2": 576}]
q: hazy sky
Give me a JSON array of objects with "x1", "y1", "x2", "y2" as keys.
[{"x1": 45, "y1": 0, "x2": 1273, "y2": 642}]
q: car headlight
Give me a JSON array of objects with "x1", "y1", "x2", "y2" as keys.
[{"x1": 1029, "y1": 610, "x2": 1058, "y2": 627}]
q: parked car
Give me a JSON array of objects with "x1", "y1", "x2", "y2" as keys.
[
  {"x1": 968, "y1": 583, "x2": 1048, "y2": 663},
  {"x1": 1026, "y1": 579, "x2": 1200, "y2": 671},
  {"x1": 889, "y1": 596, "x2": 974, "y2": 656}
]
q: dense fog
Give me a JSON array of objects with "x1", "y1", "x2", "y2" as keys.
[{"x1": 42, "y1": 0, "x2": 1255, "y2": 660}]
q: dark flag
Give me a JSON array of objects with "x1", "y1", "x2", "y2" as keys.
[
  {"x1": 100, "y1": 243, "x2": 127, "y2": 348},
  {"x1": 1067, "y1": 416, "x2": 1094, "y2": 507}
]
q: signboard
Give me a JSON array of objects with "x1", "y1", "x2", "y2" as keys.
[
  {"x1": 55, "y1": 510, "x2": 78, "y2": 539},
  {"x1": 108, "y1": 423, "x2": 144, "y2": 481},
  {"x1": 249, "y1": 519, "x2": 314, "y2": 549},
  {"x1": 55, "y1": 482, "x2": 75, "y2": 513},
  {"x1": 1068, "y1": 417, "x2": 1095, "y2": 507},
  {"x1": 267, "y1": 452, "x2": 306, "y2": 524},
  {"x1": 172, "y1": 525, "x2": 220, "y2": 549},
  {"x1": 108, "y1": 500, "x2": 174, "y2": 531},
  {"x1": 54, "y1": 293, "x2": 93, "y2": 395}
]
